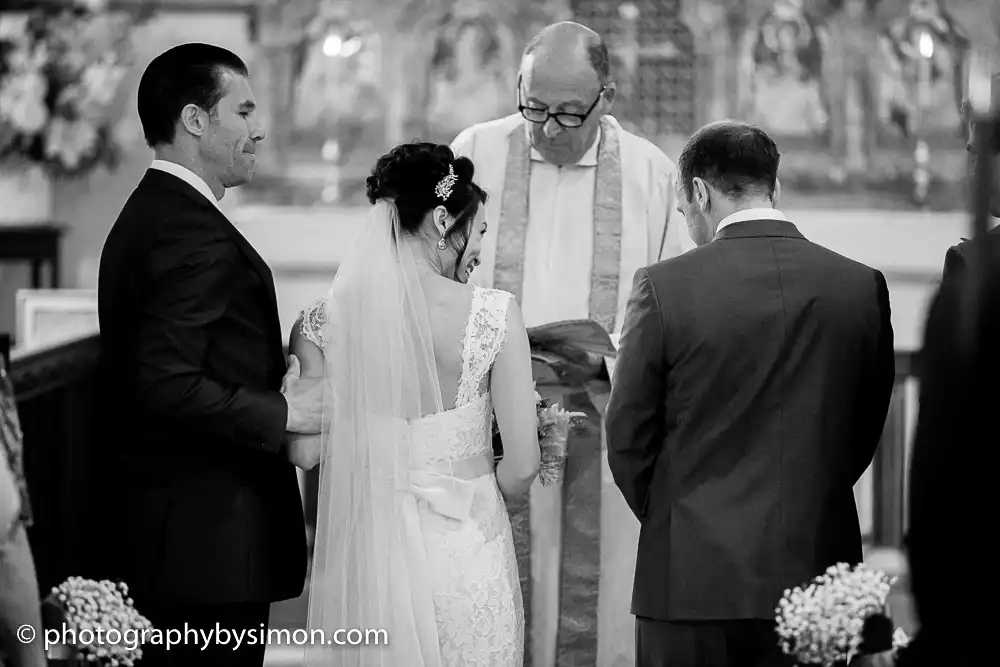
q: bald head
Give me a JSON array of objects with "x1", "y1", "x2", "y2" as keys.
[
  {"x1": 517, "y1": 22, "x2": 615, "y2": 166},
  {"x1": 521, "y1": 21, "x2": 610, "y2": 86}
]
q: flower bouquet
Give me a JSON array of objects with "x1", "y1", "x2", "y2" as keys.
[
  {"x1": 43, "y1": 577, "x2": 153, "y2": 666},
  {"x1": 492, "y1": 318, "x2": 616, "y2": 485},
  {"x1": 0, "y1": 0, "x2": 136, "y2": 177},
  {"x1": 775, "y1": 563, "x2": 910, "y2": 667},
  {"x1": 492, "y1": 384, "x2": 585, "y2": 486}
]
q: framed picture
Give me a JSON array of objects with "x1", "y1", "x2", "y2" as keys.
[{"x1": 15, "y1": 289, "x2": 98, "y2": 351}]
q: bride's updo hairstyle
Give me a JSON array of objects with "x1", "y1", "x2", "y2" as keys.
[{"x1": 365, "y1": 142, "x2": 487, "y2": 265}]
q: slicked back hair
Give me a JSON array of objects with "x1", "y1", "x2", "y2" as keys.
[{"x1": 137, "y1": 43, "x2": 248, "y2": 148}]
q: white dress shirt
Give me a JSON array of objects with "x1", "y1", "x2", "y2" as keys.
[
  {"x1": 716, "y1": 207, "x2": 787, "y2": 234},
  {"x1": 519, "y1": 126, "x2": 602, "y2": 327},
  {"x1": 149, "y1": 159, "x2": 225, "y2": 214}
]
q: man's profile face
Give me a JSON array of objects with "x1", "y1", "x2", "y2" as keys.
[{"x1": 200, "y1": 70, "x2": 265, "y2": 190}]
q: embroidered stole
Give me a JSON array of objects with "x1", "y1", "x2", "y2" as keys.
[
  {"x1": 493, "y1": 117, "x2": 622, "y2": 667},
  {"x1": 493, "y1": 116, "x2": 623, "y2": 330}
]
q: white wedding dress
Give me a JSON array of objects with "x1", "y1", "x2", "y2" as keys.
[{"x1": 298, "y1": 284, "x2": 524, "y2": 666}]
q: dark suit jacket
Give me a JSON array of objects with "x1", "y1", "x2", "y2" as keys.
[
  {"x1": 902, "y1": 230, "x2": 998, "y2": 666},
  {"x1": 606, "y1": 218, "x2": 895, "y2": 621},
  {"x1": 940, "y1": 225, "x2": 1000, "y2": 290},
  {"x1": 97, "y1": 169, "x2": 306, "y2": 605}
]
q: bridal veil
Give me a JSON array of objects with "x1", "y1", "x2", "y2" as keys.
[{"x1": 305, "y1": 200, "x2": 444, "y2": 666}]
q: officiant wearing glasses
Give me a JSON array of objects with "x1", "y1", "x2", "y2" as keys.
[{"x1": 450, "y1": 20, "x2": 693, "y2": 667}]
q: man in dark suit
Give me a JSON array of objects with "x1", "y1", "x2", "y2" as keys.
[
  {"x1": 606, "y1": 121, "x2": 895, "y2": 667},
  {"x1": 98, "y1": 44, "x2": 323, "y2": 667},
  {"x1": 902, "y1": 79, "x2": 1000, "y2": 667}
]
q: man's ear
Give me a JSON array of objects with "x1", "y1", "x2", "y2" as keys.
[
  {"x1": 180, "y1": 104, "x2": 206, "y2": 137},
  {"x1": 772, "y1": 178, "x2": 781, "y2": 209},
  {"x1": 601, "y1": 82, "x2": 617, "y2": 114},
  {"x1": 692, "y1": 177, "x2": 710, "y2": 212}
]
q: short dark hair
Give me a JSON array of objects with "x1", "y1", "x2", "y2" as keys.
[
  {"x1": 523, "y1": 31, "x2": 610, "y2": 85},
  {"x1": 137, "y1": 43, "x2": 248, "y2": 148},
  {"x1": 677, "y1": 122, "x2": 780, "y2": 202}
]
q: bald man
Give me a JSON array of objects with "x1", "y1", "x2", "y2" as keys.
[{"x1": 450, "y1": 21, "x2": 693, "y2": 667}]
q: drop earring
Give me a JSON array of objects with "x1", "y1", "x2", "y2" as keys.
[{"x1": 437, "y1": 236, "x2": 447, "y2": 250}]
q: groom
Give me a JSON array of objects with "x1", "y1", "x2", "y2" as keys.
[
  {"x1": 607, "y1": 122, "x2": 895, "y2": 667},
  {"x1": 98, "y1": 44, "x2": 322, "y2": 667}
]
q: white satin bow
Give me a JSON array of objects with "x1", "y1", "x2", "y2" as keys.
[{"x1": 402, "y1": 470, "x2": 477, "y2": 521}]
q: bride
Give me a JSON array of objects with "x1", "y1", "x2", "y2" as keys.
[{"x1": 286, "y1": 141, "x2": 540, "y2": 666}]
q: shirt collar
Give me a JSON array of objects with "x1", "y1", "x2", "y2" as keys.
[
  {"x1": 716, "y1": 207, "x2": 787, "y2": 234},
  {"x1": 149, "y1": 159, "x2": 224, "y2": 212},
  {"x1": 526, "y1": 121, "x2": 600, "y2": 167}
]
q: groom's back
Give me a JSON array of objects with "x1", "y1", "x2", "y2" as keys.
[{"x1": 638, "y1": 218, "x2": 894, "y2": 619}]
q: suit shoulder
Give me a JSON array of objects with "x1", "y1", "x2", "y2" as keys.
[
  {"x1": 948, "y1": 237, "x2": 972, "y2": 260},
  {"x1": 804, "y1": 239, "x2": 877, "y2": 272},
  {"x1": 644, "y1": 240, "x2": 712, "y2": 279}
]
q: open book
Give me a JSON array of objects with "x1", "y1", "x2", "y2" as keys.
[
  {"x1": 495, "y1": 319, "x2": 617, "y2": 460},
  {"x1": 527, "y1": 319, "x2": 617, "y2": 389},
  {"x1": 528, "y1": 319, "x2": 617, "y2": 359}
]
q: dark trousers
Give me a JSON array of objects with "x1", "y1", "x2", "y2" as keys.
[
  {"x1": 137, "y1": 601, "x2": 270, "y2": 667},
  {"x1": 636, "y1": 617, "x2": 794, "y2": 667}
]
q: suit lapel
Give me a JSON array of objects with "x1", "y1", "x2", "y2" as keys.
[
  {"x1": 216, "y1": 215, "x2": 279, "y2": 313},
  {"x1": 139, "y1": 171, "x2": 282, "y2": 335}
]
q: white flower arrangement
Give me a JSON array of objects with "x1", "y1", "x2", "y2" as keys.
[
  {"x1": 0, "y1": 0, "x2": 135, "y2": 177},
  {"x1": 46, "y1": 577, "x2": 153, "y2": 666},
  {"x1": 775, "y1": 563, "x2": 910, "y2": 666},
  {"x1": 492, "y1": 384, "x2": 585, "y2": 487},
  {"x1": 533, "y1": 386, "x2": 585, "y2": 486}
]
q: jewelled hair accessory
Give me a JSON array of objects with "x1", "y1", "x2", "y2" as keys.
[{"x1": 434, "y1": 164, "x2": 457, "y2": 201}]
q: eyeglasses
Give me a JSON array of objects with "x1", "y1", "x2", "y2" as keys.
[{"x1": 517, "y1": 76, "x2": 605, "y2": 129}]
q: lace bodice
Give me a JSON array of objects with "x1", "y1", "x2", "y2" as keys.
[{"x1": 299, "y1": 285, "x2": 522, "y2": 665}]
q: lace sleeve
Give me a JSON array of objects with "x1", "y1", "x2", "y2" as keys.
[
  {"x1": 298, "y1": 299, "x2": 328, "y2": 350},
  {"x1": 484, "y1": 289, "x2": 513, "y2": 367},
  {"x1": 455, "y1": 288, "x2": 513, "y2": 407}
]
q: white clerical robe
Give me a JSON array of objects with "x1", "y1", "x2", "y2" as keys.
[
  {"x1": 451, "y1": 114, "x2": 693, "y2": 667},
  {"x1": 451, "y1": 113, "x2": 693, "y2": 330}
]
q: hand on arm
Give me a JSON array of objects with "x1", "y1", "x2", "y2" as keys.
[
  {"x1": 283, "y1": 317, "x2": 326, "y2": 470},
  {"x1": 606, "y1": 268, "x2": 667, "y2": 519},
  {"x1": 136, "y1": 219, "x2": 287, "y2": 452},
  {"x1": 491, "y1": 299, "x2": 540, "y2": 498}
]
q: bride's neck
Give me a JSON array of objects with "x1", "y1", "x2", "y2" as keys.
[{"x1": 403, "y1": 234, "x2": 455, "y2": 282}]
